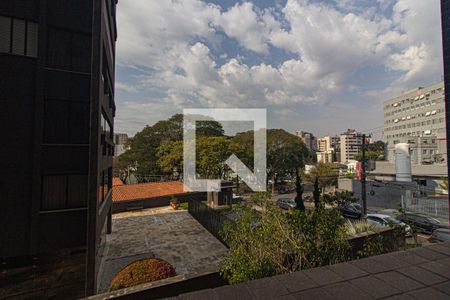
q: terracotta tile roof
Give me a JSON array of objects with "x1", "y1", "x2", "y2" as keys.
[
  {"x1": 112, "y1": 181, "x2": 192, "y2": 202},
  {"x1": 113, "y1": 177, "x2": 124, "y2": 186}
]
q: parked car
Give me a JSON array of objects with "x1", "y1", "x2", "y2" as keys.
[
  {"x1": 340, "y1": 203, "x2": 362, "y2": 219},
  {"x1": 276, "y1": 198, "x2": 297, "y2": 210},
  {"x1": 367, "y1": 213, "x2": 412, "y2": 237},
  {"x1": 430, "y1": 228, "x2": 450, "y2": 242},
  {"x1": 396, "y1": 213, "x2": 444, "y2": 234},
  {"x1": 278, "y1": 185, "x2": 296, "y2": 194}
]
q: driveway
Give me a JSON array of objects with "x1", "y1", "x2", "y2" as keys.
[{"x1": 97, "y1": 207, "x2": 228, "y2": 293}]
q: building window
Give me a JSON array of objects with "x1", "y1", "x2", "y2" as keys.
[
  {"x1": 0, "y1": 16, "x2": 38, "y2": 57},
  {"x1": 41, "y1": 175, "x2": 88, "y2": 210},
  {"x1": 98, "y1": 168, "x2": 112, "y2": 203}
]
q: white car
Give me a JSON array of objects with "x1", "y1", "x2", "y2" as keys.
[{"x1": 367, "y1": 213, "x2": 412, "y2": 237}]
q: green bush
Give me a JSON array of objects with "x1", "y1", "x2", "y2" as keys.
[
  {"x1": 220, "y1": 193, "x2": 350, "y2": 284},
  {"x1": 110, "y1": 258, "x2": 176, "y2": 291}
]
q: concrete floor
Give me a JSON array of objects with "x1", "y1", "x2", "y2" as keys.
[{"x1": 97, "y1": 207, "x2": 228, "y2": 293}]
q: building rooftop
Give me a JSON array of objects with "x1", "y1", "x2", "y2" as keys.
[
  {"x1": 112, "y1": 181, "x2": 191, "y2": 202},
  {"x1": 372, "y1": 161, "x2": 447, "y2": 177}
]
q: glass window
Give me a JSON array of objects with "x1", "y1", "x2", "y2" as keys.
[
  {"x1": 11, "y1": 19, "x2": 25, "y2": 55},
  {"x1": 26, "y1": 21, "x2": 38, "y2": 57},
  {"x1": 42, "y1": 175, "x2": 88, "y2": 210}
]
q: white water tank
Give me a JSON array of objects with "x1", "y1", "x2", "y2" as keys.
[{"x1": 395, "y1": 143, "x2": 412, "y2": 182}]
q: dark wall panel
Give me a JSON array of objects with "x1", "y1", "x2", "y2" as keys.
[
  {"x1": 38, "y1": 210, "x2": 87, "y2": 252},
  {"x1": 0, "y1": 0, "x2": 38, "y2": 21},
  {"x1": 44, "y1": 100, "x2": 89, "y2": 144},
  {"x1": 0, "y1": 55, "x2": 36, "y2": 257},
  {"x1": 45, "y1": 70, "x2": 90, "y2": 102},
  {"x1": 46, "y1": 0, "x2": 92, "y2": 33},
  {"x1": 41, "y1": 146, "x2": 89, "y2": 174}
]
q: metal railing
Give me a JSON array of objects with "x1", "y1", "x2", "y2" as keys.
[
  {"x1": 188, "y1": 199, "x2": 231, "y2": 246},
  {"x1": 404, "y1": 197, "x2": 449, "y2": 220}
]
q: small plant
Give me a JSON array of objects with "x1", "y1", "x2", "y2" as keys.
[
  {"x1": 110, "y1": 258, "x2": 176, "y2": 291},
  {"x1": 170, "y1": 196, "x2": 179, "y2": 210},
  {"x1": 345, "y1": 219, "x2": 377, "y2": 236}
]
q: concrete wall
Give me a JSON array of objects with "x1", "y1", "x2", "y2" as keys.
[
  {"x1": 338, "y1": 178, "x2": 418, "y2": 210},
  {"x1": 112, "y1": 192, "x2": 206, "y2": 214}
]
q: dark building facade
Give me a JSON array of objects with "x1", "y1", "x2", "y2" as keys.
[
  {"x1": 441, "y1": 0, "x2": 450, "y2": 223},
  {"x1": 0, "y1": 0, "x2": 117, "y2": 297}
]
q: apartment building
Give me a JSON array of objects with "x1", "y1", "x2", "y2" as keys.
[
  {"x1": 442, "y1": 0, "x2": 450, "y2": 179},
  {"x1": 114, "y1": 133, "x2": 129, "y2": 157},
  {"x1": 0, "y1": 0, "x2": 117, "y2": 298},
  {"x1": 340, "y1": 129, "x2": 364, "y2": 162},
  {"x1": 316, "y1": 136, "x2": 340, "y2": 163},
  {"x1": 296, "y1": 131, "x2": 317, "y2": 151},
  {"x1": 383, "y1": 82, "x2": 446, "y2": 164}
]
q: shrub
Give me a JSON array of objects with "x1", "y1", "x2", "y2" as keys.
[
  {"x1": 110, "y1": 258, "x2": 176, "y2": 291},
  {"x1": 220, "y1": 193, "x2": 350, "y2": 284},
  {"x1": 345, "y1": 219, "x2": 377, "y2": 236}
]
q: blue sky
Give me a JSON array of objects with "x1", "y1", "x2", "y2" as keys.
[{"x1": 114, "y1": 0, "x2": 443, "y2": 139}]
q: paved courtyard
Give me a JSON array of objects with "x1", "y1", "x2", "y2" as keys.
[{"x1": 97, "y1": 207, "x2": 228, "y2": 293}]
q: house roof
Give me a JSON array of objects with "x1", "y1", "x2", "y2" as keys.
[
  {"x1": 112, "y1": 181, "x2": 192, "y2": 202},
  {"x1": 113, "y1": 177, "x2": 124, "y2": 186}
]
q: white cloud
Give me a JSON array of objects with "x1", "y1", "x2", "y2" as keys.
[
  {"x1": 214, "y1": 2, "x2": 272, "y2": 54},
  {"x1": 115, "y1": 0, "x2": 443, "y2": 136},
  {"x1": 116, "y1": 82, "x2": 138, "y2": 93}
]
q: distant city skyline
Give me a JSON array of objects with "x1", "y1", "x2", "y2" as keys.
[{"x1": 115, "y1": 0, "x2": 443, "y2": 139}]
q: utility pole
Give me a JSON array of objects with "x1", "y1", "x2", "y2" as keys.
[{"x1": 361, "y1": 134, "x2": 367, "y2": 219}]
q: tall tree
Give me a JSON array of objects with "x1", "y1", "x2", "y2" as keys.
[
  {"x1": 295, "y1": 168, "x2": 305, "y2": 211},
  {"x1": 118, "y1": 114, "x2": 224, "y2": 176},
  {"x1": 309, "y1": 163, "x2": 339, "y2": 195},
  {"x1": 313, "y1": 176, "x2": 322, "y2": 210}
]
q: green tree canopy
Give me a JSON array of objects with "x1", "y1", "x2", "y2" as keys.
[
  {"x1": 355, "y1": 140, "x2": 385, "y2": 161},
  {"x1": 118, "y1": 114, "x2": 224, "y2": 175}
]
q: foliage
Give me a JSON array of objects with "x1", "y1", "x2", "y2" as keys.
[
  {"x1": 220, "y1": 193, "x2": 350, "y2": 284},
  {"x1": 109, "y1": 259, "x2": 176, "y2": 291},
  {"x1": 354, "y1": 150, "x2": 384, "y2": 162},
  {"x1": 345, "y1": 219, "x2": 376, "y2": 236},
  {"x1": 322, "y1": 191, "x2": 359, "y2": 207},
  {"x1": 313, "y1": 177, "x2": 322, "y2": 210},
  {"x1": 294, "y1": 169, "x2": 305, "y2": 212},
  {"x1": 118, "y1": 114, "x2": 224, "y2": 176},
  {"x1": 196, "y1": 136, "x2": 233, "y2": 179},
  {"x1": 367, "y1": 140, "x2": 385, "y2": 152},
  {"x1": 355, "y1": 226, "x2": 405, "y2": 258},
  {"x1": 266, "y1": 129, "x2": 309, "y2": 182},
  {"x1": 307, "y1": 163, "x2": 338, "y2": 194},
  {"x1": 157, "y1": 140, "x2": 183, "y2": 174},
  {"x1": 354, "y1": 141, "x2": 385, "y2": 161}
]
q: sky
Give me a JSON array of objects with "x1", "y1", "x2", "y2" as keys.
[{"x1": 114, "y1": 0, "x2": 443, "y2": 139}]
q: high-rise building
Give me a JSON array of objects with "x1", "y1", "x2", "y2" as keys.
[
  {"x1": 340, "y1": 129, "x2": 364, "y2": 162},
  {"x1": 316, "y1": 136, "x2": 340, "y2": 152},
  {"x1": 114, "y1": 133, "x2": 129, "y2": 157},
  {"x1": 441, "y1": 1, "x2": 450, "y2": 184},
  {"x1": 0, "y1": 1, "x2": 117, "y2": 298},
  {"x1": 383, "y1": 82, "x2": 446, "y2": 164},
  {"x1": 296, "y1": 131, "x2": 317, "y2": 151},
  {"x1": 316, "y1": 136, "x2": 340, "y2": 163}
]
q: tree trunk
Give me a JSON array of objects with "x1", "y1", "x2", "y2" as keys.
[{"x1": 295, "y1": 168, "x2": 305, "y2": 211}]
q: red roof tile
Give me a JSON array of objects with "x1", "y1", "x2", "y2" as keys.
[
  {"x1": 112, "y1": 181, "x2": 192, "y2": 202},
  {"x1": 113, "y1": 177, "x2": 124, "y2": 186}
]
